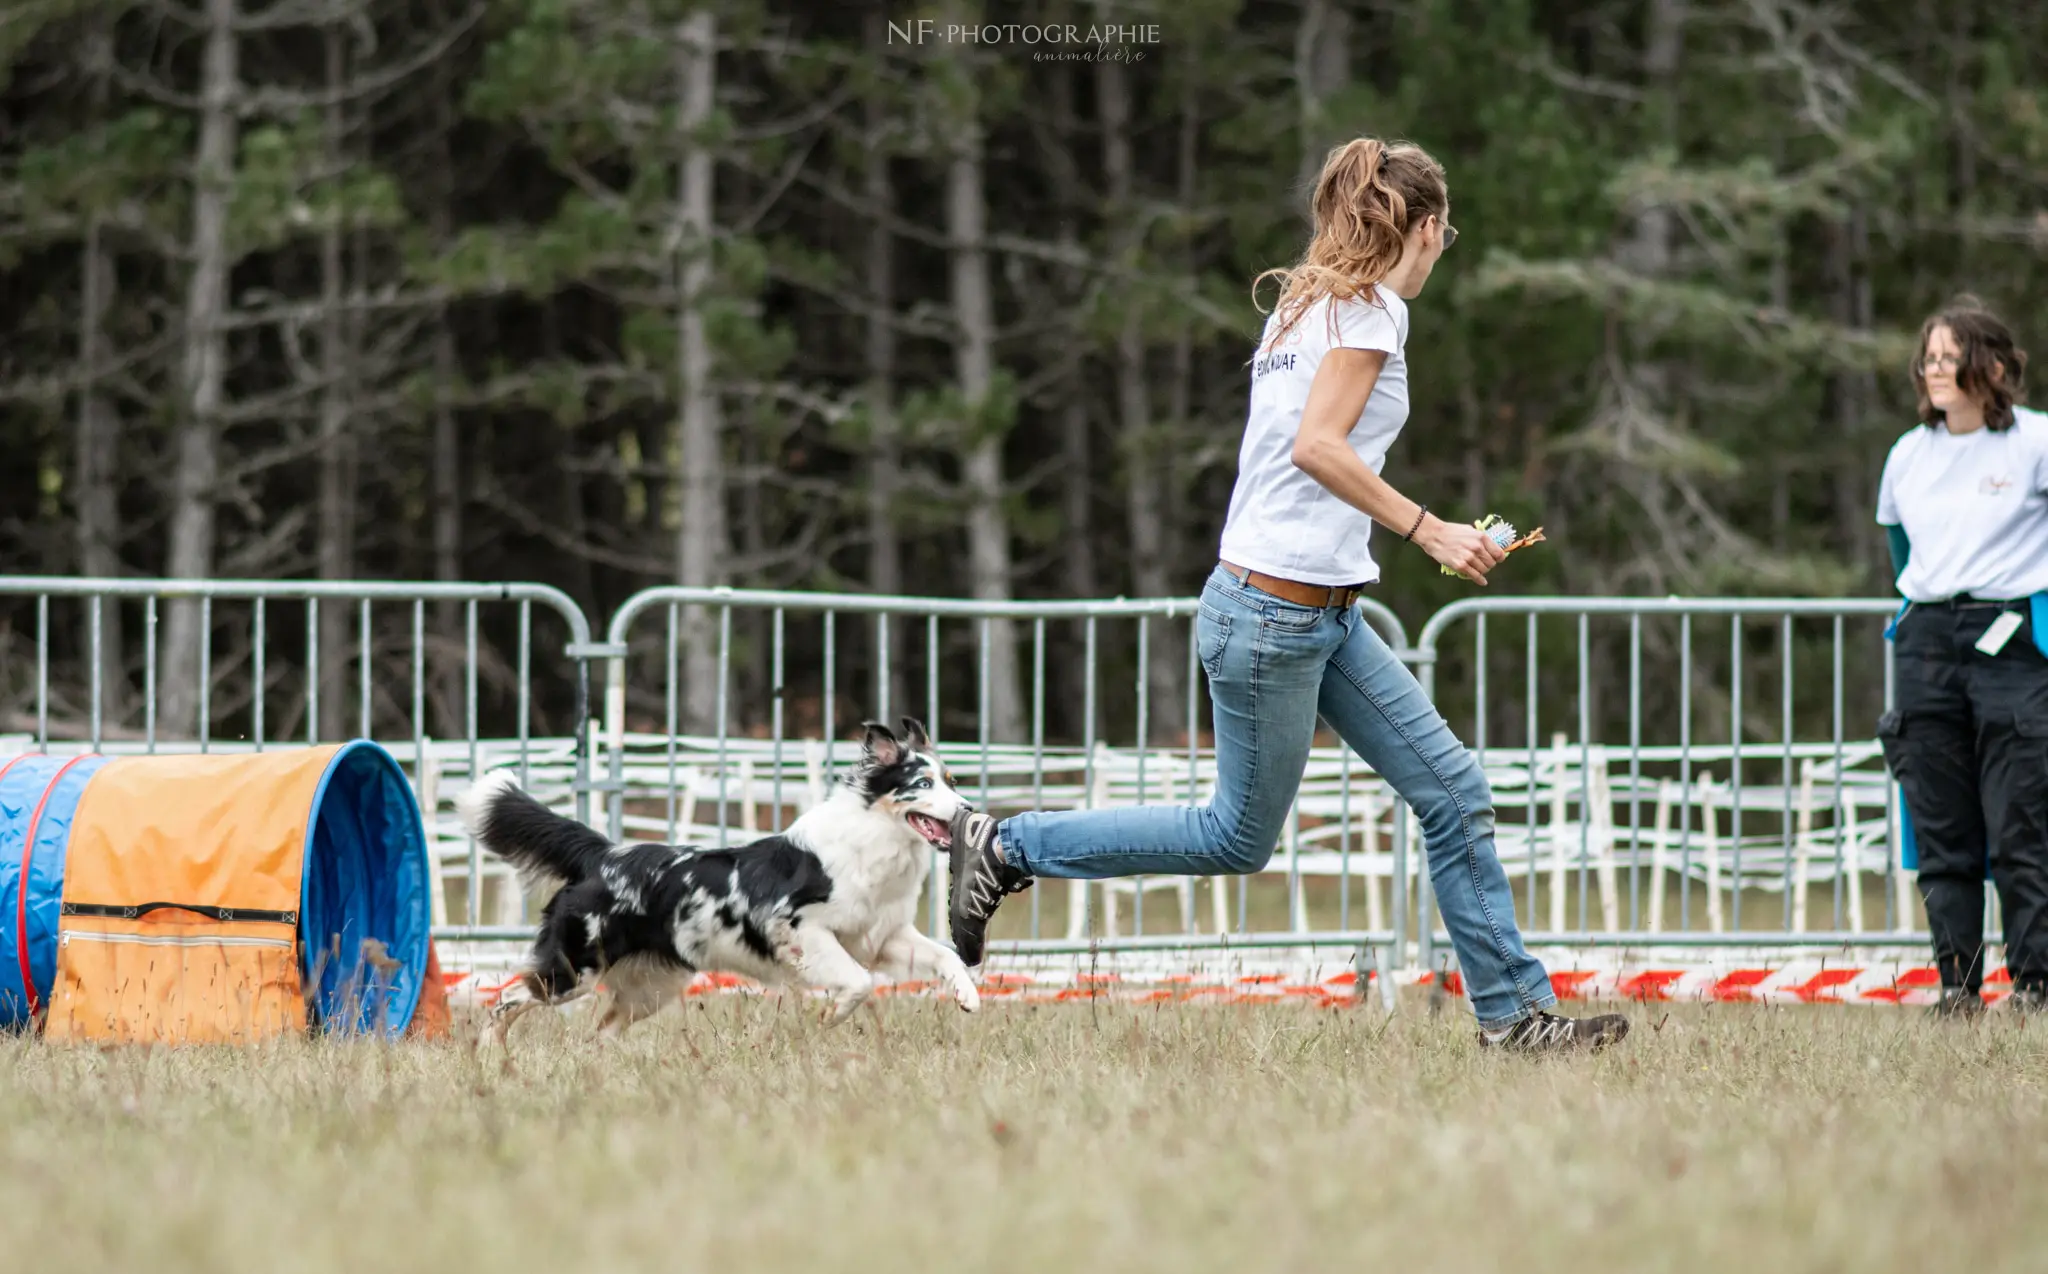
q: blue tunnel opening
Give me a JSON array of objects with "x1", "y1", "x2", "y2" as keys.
[
  {"x1": 300, "y1": 741, "x2": 431, "y2": 1037},
  {"x1": 0, "y1": 754, "x2": 109, "y2": 1030}
]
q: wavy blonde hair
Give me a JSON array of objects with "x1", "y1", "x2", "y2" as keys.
[{"x1": 1256, "y1": 138, "x2": 1448, "y2": 351}]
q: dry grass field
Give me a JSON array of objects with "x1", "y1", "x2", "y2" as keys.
[{"x1": 1, "y1": 995, "x2": 2043, "y2": 1274}]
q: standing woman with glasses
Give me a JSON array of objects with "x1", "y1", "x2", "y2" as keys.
[
  {"x1": 940, "y1": 136, "x2": 1631, "y2": 1053},
  {"x1": 1877, "y1": 296, "x2": 2048, "y2": 1016}
]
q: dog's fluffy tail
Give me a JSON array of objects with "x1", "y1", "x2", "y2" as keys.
[{"x1": 456, "y1": 770, "x2": 611, "y2": 892}]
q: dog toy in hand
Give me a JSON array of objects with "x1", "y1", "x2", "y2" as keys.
[{"x1": 1439, "y1": 514, "x2": 1546, "y2": 577}]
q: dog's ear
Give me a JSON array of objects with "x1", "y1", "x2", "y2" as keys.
[
  {"x1": 859, "y1": 720, "x2": 904, "y2": 768},
  {"x1": 898, "y1": 716, "x2": 931, "y2": 752}
]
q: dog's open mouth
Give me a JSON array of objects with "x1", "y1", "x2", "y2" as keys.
[{"x1": 906, "y1": 812, "x2": 953, "y2": 849}]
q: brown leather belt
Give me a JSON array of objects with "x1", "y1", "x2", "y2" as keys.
[{"x1": 1219, "y1": 561, "x2": 1365, "y2": 609}]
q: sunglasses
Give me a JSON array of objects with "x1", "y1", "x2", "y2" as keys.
[{"x1": 1440, "y1": 219, "x2": 1458, "y2": 249}]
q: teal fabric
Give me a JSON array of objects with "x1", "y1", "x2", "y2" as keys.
[
  {"x1": 1878, "y1": 525, "x2": 2048, "y2": 655},
  {"x1": 1881, "y1": 527, "x2": 2043, "y2": 872}
]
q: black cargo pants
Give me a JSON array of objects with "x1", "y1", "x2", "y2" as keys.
[{"x1": 1879, "y1": 599, "x2": 2048, "y2": 994}]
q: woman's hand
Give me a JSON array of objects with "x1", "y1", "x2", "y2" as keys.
[
  {"x1": 1415, "y1": 515, "x2": 1507, "y2": 585},
  {"x1": 1287, "y1": 351, "x2": 1509, "y2": 585}
]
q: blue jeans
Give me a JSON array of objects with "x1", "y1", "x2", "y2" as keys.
[{"x1": 998, "y1": 565, "x2": 1556, "y2": 1029}]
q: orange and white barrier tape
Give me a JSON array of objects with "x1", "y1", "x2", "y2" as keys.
[{"x1": 433, "y1": 949, "x2": 2019, "y2": 1012}]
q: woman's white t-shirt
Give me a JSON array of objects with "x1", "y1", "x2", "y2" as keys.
[
  {"x1": 1217, "y1": 289, "x2": 1410, "y2": 586},
  {"x1": 1876, "y1": 405, "x2": 2048, "y2": 602}
]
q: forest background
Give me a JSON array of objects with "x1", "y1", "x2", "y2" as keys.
[{"x1": 4, "y1": 0, "x2": 2044, "y2": 748}]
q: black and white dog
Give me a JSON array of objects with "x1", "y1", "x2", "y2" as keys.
[{"x1": 456, "y1": 717, "x2": 981, "y2": 1046}]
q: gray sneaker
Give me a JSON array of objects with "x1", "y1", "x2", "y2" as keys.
[
  {"x1": 1478, "y1": 1010, "x2": 1631, "y2": 1054},
  {"x1": 946, "y1": 809, "x2": 1031, "y2": 968},
  {"x1": 1930, "y1": 988, "x2": 1986, "y2": 1019},
  {"x1": 2003, "y1": 986, "x2": 2046, "y2": 1016}
]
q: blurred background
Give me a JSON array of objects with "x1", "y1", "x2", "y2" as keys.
[{"x1": 2, "y1": 0, "x2": 2045, "y2": 749}]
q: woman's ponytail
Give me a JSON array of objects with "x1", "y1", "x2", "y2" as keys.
[{"x1": 1257, "y1": 137, "x2": 1447, "y2": 350}]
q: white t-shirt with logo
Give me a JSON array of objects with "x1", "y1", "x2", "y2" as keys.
[
  {"x1": 1876, "y1": 406, "x2": 2048, "y2": 602},
  {"x1": 1217, "y1": 288, "x2": 1410, "y2": 586}
]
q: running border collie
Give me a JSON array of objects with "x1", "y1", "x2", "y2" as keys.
[{"x1": 456, "y1": 717, "x2": 982, "y2": 1046}]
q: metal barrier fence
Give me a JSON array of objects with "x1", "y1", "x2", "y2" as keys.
[
  {"x1": 0, "y1": 577, "x2": 598, "y2": 933},
  {"x1": 3, "y1": 576, "x2": 1949, "y2": 980},
  {"x1": 596, "y1": 586, "x2": 1414, "y2": 965},
  {"x1": 1411, "y1": 596, "x2": 1912, "y2": 975}
]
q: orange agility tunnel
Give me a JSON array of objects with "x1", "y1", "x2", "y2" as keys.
[{"x1": 0, "y1": 742, "x2": 433, "y2": 1042}]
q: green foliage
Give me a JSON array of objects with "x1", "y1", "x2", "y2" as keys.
[
  {"x1": 897, "y1": 372, "x2": 1020, "y2": 451},
  {"x1": 7, "y1": 0, "x2": 2048, "y2": 720},
  {"x1": 230, "y1": 120, "x2": 409, "y2": 255},
  {"x1": 12, "y1": 107, "x2": 186, "y2": 222}
]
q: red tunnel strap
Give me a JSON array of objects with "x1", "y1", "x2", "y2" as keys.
[
  {"x1": 0, "y1": 753, "x2": 40, "y2": 1013},
  {"x1": 18, "y1": 755, "x2": 95, "y2": 1020}
]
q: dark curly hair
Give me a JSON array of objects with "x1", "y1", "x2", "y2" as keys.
[{"x1": 1914, "y1": 295, "x2": 2029, "y2": 432}]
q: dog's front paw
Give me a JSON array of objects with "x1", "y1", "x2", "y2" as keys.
[
  {"x1": 950, "y1": 971, "x2": 981, "y2": 1013},
  {"x1": 822, "y1": 980, "x2": 876, "y2": 1027},
  {"x1": 479, "y1": 1005, "x2": 515, "y2": 1053},
  {"x1": 477, "y1": 1020, "x2": 519, "y2": 1072}
]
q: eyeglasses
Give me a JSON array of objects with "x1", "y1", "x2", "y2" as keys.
[
  {"x1": 1441, "y1": 221, "x2": 1459, "y2": 249},
  {"x1": 1921, "y1": 355, "x2": 1962, "y2": 373}
]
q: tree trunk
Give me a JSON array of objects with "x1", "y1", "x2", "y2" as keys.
[
  {"x1": 431, "y1": 15, "x2": 465, "y2": 725},
  {"x1": 1294, "y1": 0, "x2": 1352, "y2": 203},
  {"x1": 76, "y1": 217, "x2": 127, "y2": 722},
  {"x1": 1942, "y1": 0, "x2": 1977, "y2": 227},
  {"x1": 1166, "y1": 70, "x2": 1198, "y2": 535},
  {"x1": 75, "y1": 29, "x2": 125, "y2": 723},
  {"x1": 161, "y1": 0, "x2": 239, "y2": 739},
  {"x1": 863, "y1": 13, "x2": 901, "y2": 602},
  {"x1": 551, "y1": 300, "x2": 595, "y2": 611},
  {"x1": 1626, "y1": 0, "x2": 1687, "y2": 279},
  {"x1": 946, "y1": 25, "x2": 1023, "y2": 744},
  {"x1": 1767, "y1": 132, "x2": 1792, "y2": 561},
  {"x1": 1771, "y1": 470, "x2": 1790, "y2": 552},
  {"x1": 1098, "y1": 54, "x2": 1184, "y2": 744},
  {"x1": 1060, "y1": 390, "x2": 1097, "y2": 600},
  {"x1": 1460, "y1": 383, "x2": 1487, "y2": 512},
  {"x1": 863, "y1": 10, "x2": 908, "y2": 715},
  {"x1": 1058, "y1": 379, "x2": 1097, "y2": 744},
  {"x1": 315, "y1": 22, "x2": 356, "y2": 739},
  {"x1": 76, "y1": 216, "x2": 125, "y2": 704},
  {"x1": 1610, "y1": 0, "x2": 1687, "y2": 581},
  {"x1": 1060, "y1": 226, "x2": 1099, "y2": 600},
  {"x1": 1050, "y1": 35, "x2": 1094, "y2": 601},
  {"x1": 674, "y1": 7, "x2": 727, "y2": 737},
  {"x1": 737, "y1": 423, "x2": 770, "y2": 731},
  {"x1": 1826, "y1": 202, "x2": 1882, "y2": 585}
]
